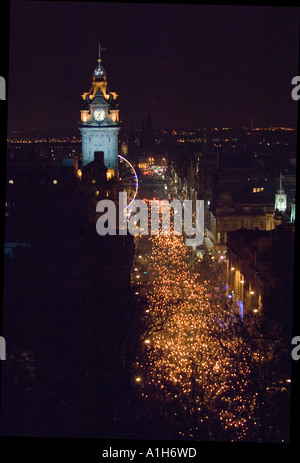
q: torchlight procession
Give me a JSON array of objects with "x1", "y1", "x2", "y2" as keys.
[{"x1": 129, "y1": 176, "x2": 291, "y2": 442}]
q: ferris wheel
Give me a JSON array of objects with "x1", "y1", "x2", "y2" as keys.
[{"x1": 118, "y1": 154, "x2": 139, "y2": 212}]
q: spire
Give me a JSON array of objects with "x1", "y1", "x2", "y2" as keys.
[
  {"x1": 278, "y1": 172, "x2": 285, "y2": 192},
  {"x1": 98, "y1": 41, "x2": 106, "y2": 63},
  {"x1": 279, "y1": 172, "x2": 282, "y2": 191},
  {"x1": 94, "y1": 41, "x2": 106, "y2": 78}
]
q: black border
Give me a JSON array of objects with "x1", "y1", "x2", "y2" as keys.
[{"x1": 0, "y1": 1, "x2": 299, "y2": 459}]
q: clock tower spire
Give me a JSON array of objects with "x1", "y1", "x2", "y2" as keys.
[{"x1": 79, "y1": 43, "x2": 120, "y2": 176}]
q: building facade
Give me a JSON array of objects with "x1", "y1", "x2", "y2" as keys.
[
  {"x1": 225, "y1": 224, "x2": 294, "y2": 324},
  {"x1": 212, "y1": 192, "x2": 278, "y2": 251}
]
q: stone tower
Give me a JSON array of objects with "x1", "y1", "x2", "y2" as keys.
[{"x1": 79, "y1": 43, "x2": 120, "y2": 177}]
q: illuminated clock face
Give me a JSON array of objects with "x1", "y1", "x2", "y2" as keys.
[{"x1": 93, "y1": 109, "x2": 105, "y2": 121}]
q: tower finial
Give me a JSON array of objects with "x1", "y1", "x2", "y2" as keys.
[
  {"x1": 279, "y1": 172, "x2": 285, "y2": 191},
  {"x1": 94, "y1": 42, "x2": 106, "y2": 78},
  {"x1": 98, "y1": 42, "x2": 106, "y2": 63}
]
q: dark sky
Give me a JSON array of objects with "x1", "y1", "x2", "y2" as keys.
[{"x1": 7, "y1": 1, "x2": 300, "y2": 134}]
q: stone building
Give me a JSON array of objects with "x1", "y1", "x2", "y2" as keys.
[{"x1": 225, "y1": 224, "x2": 294, "y2": 331}]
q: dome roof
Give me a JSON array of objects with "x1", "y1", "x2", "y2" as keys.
[{"x1": 94, "y1": 62, "x2": 106, "y2": 78}]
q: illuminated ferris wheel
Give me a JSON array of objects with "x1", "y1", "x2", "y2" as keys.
[{"x1": 118, "y1": 154, "x2": 139, "y2": 212}]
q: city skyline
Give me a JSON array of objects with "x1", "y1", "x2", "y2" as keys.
[{"x1": 7, "y1": 2, "x2": 300, "y2": 136}]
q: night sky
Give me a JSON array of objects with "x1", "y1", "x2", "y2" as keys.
[{"x1": 7, "y1": 1, "x2": 300, "y2": 134}]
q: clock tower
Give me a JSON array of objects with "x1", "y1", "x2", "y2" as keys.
[
  {"x1": 79, "y1": 44, "x2": 120, "y2": 177},
  {"x1": 274, "y1": 172, "x2": 287, "y2": 212}
]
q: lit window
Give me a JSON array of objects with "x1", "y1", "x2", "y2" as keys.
[{"x1": 106, "y1": 169, "x2": 114, "y2": 180}]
